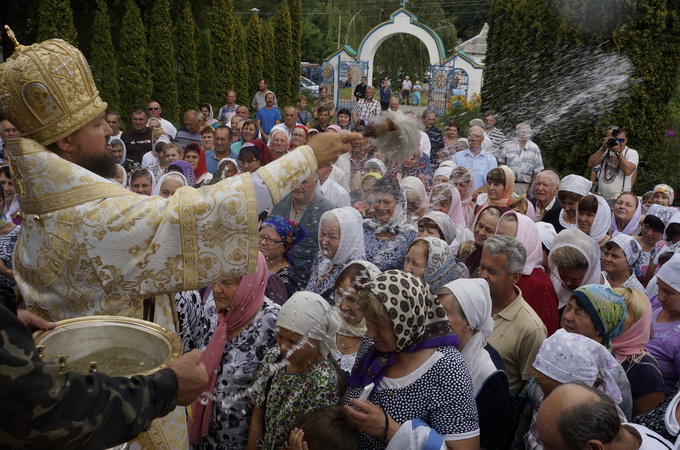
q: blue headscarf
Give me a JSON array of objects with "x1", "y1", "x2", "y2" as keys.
[{"x1": 571, "y1": 284, "x2": 627, "y2": 348}]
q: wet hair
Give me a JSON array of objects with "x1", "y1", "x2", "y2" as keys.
[
  {"x1": 558, "y1": 190, "x2": 584, "y2": 203},
  {"x1": 486, "y1": 167, "x2": 506, "y2": 186},
  {"x1": 578, "y1": 195, "x2": 599, "y2": 215},
  {"x1": 551, "y1": 246, "x2": 589, "y2": 271},
  {"x1": 293, "y1": 406, "x2": 359, "y2": 450},
  {"x1": 371, "y1": 176, "x2": 401, "y2": 201},
  {"x1": 336, "y1": 262, "x2": 376, "y2": 291},
  {"x1": 642, "y1": 214, "x2": 664, "y2": 234}
]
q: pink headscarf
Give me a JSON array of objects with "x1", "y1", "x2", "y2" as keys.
[
  {"x1": 188, "y1": 252, "x2": 269, "y2": 443},
  {"x1": 611, "y1": 300, "x2": 652, "y2": 362},
  {"x1": 524, "y1": 199, "x2": 536, "y2": 221},
  {"x1": 498, "y1": 210, "x2": 543, "y2": 276},
  {"x1": 482, "y1": 166, "x2": 515, "y2": 209},
  {"x1": 450, "y1": 166, "x2": 475, "y2": 226},
  {"x1": 430, "y1": 183, "x2": 466, "y2": 228}
]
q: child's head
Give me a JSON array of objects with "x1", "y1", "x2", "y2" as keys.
[{"x1": 293, "y1": 406, "x2": 359, "y2": 450}]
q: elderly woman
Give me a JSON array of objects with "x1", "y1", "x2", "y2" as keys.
[
  {"x1": 417, "y1": 211, "x2": 457, "y2": 246},
  {"x1": 450, "y1": 166, "x2": 475, "y2": 227},
  {"x1": 476, "y1": 166, "x2": 515, "y2": 213},
  {"x1": 433, "y1": 166, "x2": 454, "y2": 186},
  {"x1": 612, "y1": 287, "x2": 665, "y2": 416},
  {"x1": 555, "y1": 174, "x2": 592, "y2": 233},
  {"x1": 549, "y1": 228, "x2": 604, "y2": 308},
  {"x1": 175, "y1": 252, "x2": 280, "y2": 449},
  {"x1": 229, "y1": 119, "x2": 260, "y2": 157},
  {"x1": 611, "y1": 191, "x2": 642, "y2": 237},
  {"x1": 601, "y1": 234, "x2": 645, "y2": 292},
  {"x1": 344, "y1": 271, "x2": 479, "y2": 449},
  {"x1": 458, "y1": 206, "x2": 504, "y2": 276},
  {"x1": 259, "y1": 216, "x2": 306, "y2": 299},
  {"x1": 652, "y1": 184, "x2": 675, "y2": 206},
  {"x1": 515, "y1": 329, "x2": 627, "y2": 449},
  {"x1": 237, "y1": 139, "x2": 277, "y2": 173},
  {"x1": 307, "y1": 206, "x2": 365, "y2": 303},
  {"x1": 129, "y1": 168, "x2": 156, "y2": 196},
  {"x1": 393, "y1": 149, "x2": 432, "y2": 188},
  {"x1": 438, "y1": 279, "x2": 511, "y2": 450},
  {"x1": 404, "y1": 237, "x2": 469, "y2": 292},
  {"x1": 559, "y1": 284, "x2": 633, "y2": 416},
  {"x1": 166, "y1": 160, "x2": 196, "y2": 187},
  {"x1": 210, "y1": 158, "x2": 240, "y2": 184},
  {"x1": 646, "y1": 255, "x2": 680, "y2": 395},
  {"x1": 183, "y1": 143, "x2": 212, "y2": 186},
  {"x1": 576, "y1": 194, "x2": 611, "y2": 246},
  {"x1": 496, "y1": 211, "x2": 560, "y2": 334},
  {"x1": 401, "y1": 176, "x2": 429, "y2": 224},
  {"x1": 332, "y1": 260, "x2": 381, "y2": 377},
  {"x1": 153, "y1": 172, "x2": 187, "y2": 198},
  {"x1": 363, "y1": 177, "x2": 417, "y2": 271},
  {"x1": 109, "y1": 139, "x2": 141, "y2": 179},
  {"x1": 290, "y1": 124, "x2": 308, "y2": 148}
]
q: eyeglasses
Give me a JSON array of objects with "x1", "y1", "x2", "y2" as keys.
[
  {"x1": 618, "y1": 138, "x2": 625, "y2": 143},
  {"x1": 259, "y1": 235, "x2": 283, "y2": 245},
  {"x1": 148, "y1": 107, "x2": 160, "y2": 111}
]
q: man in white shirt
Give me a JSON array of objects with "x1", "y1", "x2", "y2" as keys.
[
  {"x1": 317, "y1": 165, "x2": 350, "y2": 207},
  {"x1": 587, "y1": 126, "x2": 639, "y2": 200},
  {"x1": 147, "y1": 101, "x2": 177, "y2": 140},
  {"x1": 401, "y1": 76, "x2": 412, "y2": 104}
]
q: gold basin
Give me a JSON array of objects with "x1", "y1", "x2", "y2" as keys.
[{"x1": 33, "y1": 315, "x2": 182, "y2": 377}]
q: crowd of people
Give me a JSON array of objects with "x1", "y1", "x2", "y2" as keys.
[{"x1": 3, "y1": 34, "x2": 680, "y2": 450}]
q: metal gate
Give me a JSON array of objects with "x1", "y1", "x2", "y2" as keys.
[
  {"x1": 336, "y1": 60, "x2": 368, "y2": 112},
  {"x1": 320, "y1": 63, "x2": 335, "y2": 101},
  {"x1": 428, "y1": 64, "x2": 455, "y2": 117}
]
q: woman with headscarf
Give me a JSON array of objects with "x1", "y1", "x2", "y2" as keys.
[
  {"x1": 401, "y1": 176, "x2": 429, "y2": 225},
  {"x1": 515, "y1": 329, "x2": 628, "y2": 449},
  {"x1": 576, "y1": 194, "x2": 612, "y2": 246},
  {"x1": 476, "y1": 166, "x2": 515, "y2": 213},
  {"x1": 554, "y1": 174, "x2": 592, "y2": 233},
  {"x1": 175, "y1": 252, "x2": 280, "y2": 448},
  {"x1": 153, "y1": 172, "x2": 187, "y2": 199},
  {"x1": 128, "y1": 168, "x2": 156, "y2": 196},
  {"x1": 229, "y1": 119, "x2": 260, "y2": 158},
  {"x1": 344, "y1": 271, "x2": 479, "y2": 449},
  {"x1": 652, "y1": 184, "x2": 675, "y2": 207},
  {"x1": 363, "y1": 177, "x2": 417, "y2": 271},
  {"x1": 307, "y1": 206, "x2": 365, "y2": 303},
  {"x1": 636, "y1": 204, "x2": 672, "y2": 281},
  {"x1": 611, "y1": 191, "x2": 642, "y2": 237},
  {"x1": 290, "y1": 124, "x2": 308, "y2": 149},
  {"x1": 237, "y1": 139, "x2": 277, "y2": 173},
  {"x1": 549, "y1": 228, "x2": 604, "y2": 308},
  {"x1": 332, "y1": 260, "x2": 381, "y2": 377},
  {"x1": 496, "y1": 211, "x2": 560, "y2": 334},
  {"x1": 109, "y1": 138, "x2": 140, "y2": 178},
  {"x1": 248, "y1": 292, "x2": 342, "y2": 450},
  {"x1": 199, "y1": 103, "x2": 220, "y2": 128},
  {"x1": 602, "y1": 234, "x2": 645, "y2": 292},
  {"x1": 457, "y1": 206, "x2": 505, "y2": 277},
  {"x1": 437, "y1": 279, "x2": 510, "y2": 450},
  {"x1": 112, "y1": 164, "x2": 127, "y2": 187},
  {"x1": 646, "y1": 254, "x2": 680, "y2": 395},
  {"x1": 433, "y1": 166, "x2": 454, "y2": 185},
  {"x1": 611, "y1": 287, "x2": 665, "y2": 416},
  {"x1": 392, "y1": 148, "x2": 432, "y2": 188},
  {"x1": 450, "y1": 166, "x2": 475, "y2": 228},
  {"x1": 166, "y1": 160, "x2": 196, "y2": 187},
  {"x1": 429, "y1": 183, "x2": 474, "y2": 253},
  {"x1": 183, "y1": 143, "x2": 212, "y2": 187},
  {"x1": 403, "y1": 237, "x2": 469, "y2": 292},
  {"x1": 364, "y1": 158, "x2": 387, "y2": 177},
  {"x1": 416, "y1": 211, "x2": 457, "y2": 247},
  {"x1": 259, "y1": 216, "x2": 306, "y2": 299}
]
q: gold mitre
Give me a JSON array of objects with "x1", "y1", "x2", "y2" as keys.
[{"x1": 0, "y1": 26, "x2": 107, "y2": 146}]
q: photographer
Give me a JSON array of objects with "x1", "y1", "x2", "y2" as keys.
[{"x1": 588, "y1": 126, "x2": 638, "y2": 200}]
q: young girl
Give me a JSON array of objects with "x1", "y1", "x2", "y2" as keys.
[{"x1": 247, "y1": 291, "x2": 342, "y2": 450}]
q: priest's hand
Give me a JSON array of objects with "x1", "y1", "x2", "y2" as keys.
[
  {"x1": 168, "y1": 349, "x2": 208, "y2": 406},
  {"x1": 307, "y1": 132, "x2": 362, "y2": 167}
]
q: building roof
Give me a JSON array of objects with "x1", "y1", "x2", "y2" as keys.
[{"x1": 457, "y1": 23, "x2": 488, "y2": 63}]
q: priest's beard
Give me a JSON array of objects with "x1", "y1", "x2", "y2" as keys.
[{"x1": 82, "y1": 152, "x2": 118, "y2": 179}]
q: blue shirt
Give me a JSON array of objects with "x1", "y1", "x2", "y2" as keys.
[
  {"x1": 453, "y1": 149, "x2": 498, "y2": 190},
  {"x1": 255, "y1": 107, "x2": 281, "y2": 136},
  {"x1": 205, "y1": 150, "x2": 220, "y2": 174}
]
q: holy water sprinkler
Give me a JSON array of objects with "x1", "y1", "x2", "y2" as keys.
[{"x1": 363, "y1": 113, "x2": 421, "y2": 163}]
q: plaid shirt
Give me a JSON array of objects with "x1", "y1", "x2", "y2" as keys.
[
  {"x1": 352, "y1": 98, "x2": 381, "y2": 124},
  {"x1": 498, "y1": 139, "x2": 544, "y2": 183}
]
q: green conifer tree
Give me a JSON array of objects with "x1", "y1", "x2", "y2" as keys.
[
  {"x1": 274, "y1": 2, "x2": 294, "y2": 106},
  {"x1": 247, "y1": 14, "x2": 265, "y2": 103},
  {"x1": 118, "y1": 0, "x2": 153, "y2": 118},
  {"x1": 148, "y1": 0, "x2": 179, "y2": 124},
  {"x1": 232, "y1": 19, "x2": 250, "y2": 104},
  {"x1": 261, "y1": 21, "x2": 277, "y2": 102},
  {"x1": 197, "y1": 28, "x2": 219, "y2": 108},
  {"x1": 211, "y1": 0, "x2": 237, "y2": 103},
  {"x1": 36, "y1": 0, "x2": 78, "y2": 45},
  {"x1": 289, "y1": 0, "x2": 302, "y2": 71},
  {"x1": 89, "y1": 1, "x2": 120, "y2": 113},
  {"x1": 175, "y1": 1, "x2": 200, "y2": 116}
]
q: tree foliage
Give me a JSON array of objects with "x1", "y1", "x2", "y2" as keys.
[
  {"x1": 211, "y1": 0, "x2": 237, "y2": 103},
  {"x1": 36, "y1": 0, "x2": 78, "y2": 45},
  {"x1": 117, "y1": 0, "x2": 153, "y2": 118},
  {"x1": 274, "y1": 1, "x2": 295, "y2": 106},
  {"x1": 261, "y1": 21, "x2": 277, "y2": 98},
  {"x1": 148, "y1": 0, "x2": 179, "y2": 123},
  {"x1": 197, "y1": 27, "x2": 220, "y2": 108},
  {"x1": 247, "y1": 14, "x2": 265, "y2": 102},
  {"x1": 175, "y1": 1, "x2": 200, "y2": 115},
  {"x1": 89, "y1": 1, "x2": 120, "y2": 113},
  {"x1": 232, "y1": 17, "x2": 250, "y2": 104}
]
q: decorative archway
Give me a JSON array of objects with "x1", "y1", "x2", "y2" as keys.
[{"x1": 357, "y1": 9, "x2": 446, "y2": 83}]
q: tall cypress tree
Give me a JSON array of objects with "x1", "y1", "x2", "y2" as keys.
[
  {"x1": 36, "y1": 0, "x2": 78, "y2": 45},
  {"x1": 118, "y1": 0, "x2": 153, "y2": 118},
  {"x1": 247, "y1": 14, "x2": 264, "y2": 104},
  {"x1": 289, "y1": 0, "x2": 302, "y2": 74},
  {"x1": 261, "y1": 21, "x2": 276, "y2": 102},
  {"x1": 232, "y1": 18, "x2": 250, "y2": 104},
  {"x1": 89, "y1": 1, "x2": 120, "y2": 113},
  {"x1": 175, "y1": 1, "x2": 199, "y2": 115},
  {"x1": 148, "y1": 0, "x2": 179, "y2": 124},
  {"x1": 197, "y1": 28, "x2": 219, "y2": 108},
  {"x1": 274, "y1": 2, "x2": 294, "y2": 106},
  {"x1": 211, "y1": 0, "x2": 237, "y2": 102}
]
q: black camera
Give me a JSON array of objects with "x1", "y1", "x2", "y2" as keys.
[{"x1": 607, "y1": 127, "x2": 621, "y2": 148}]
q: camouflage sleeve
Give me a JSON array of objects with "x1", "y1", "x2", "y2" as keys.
[{"x1": 0, "y1": 304, "x2": 179, "y2": 449}]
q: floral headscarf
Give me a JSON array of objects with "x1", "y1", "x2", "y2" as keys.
[
  {"x1": 571, "y1": 284, "x2": 627, "y2": 348},
  {"x1": 348, "y1": 270, "x2": 458, "y2": 387},
  {"x1": 608, "y1": 234, "x2": 643, "y2": 270},
  {"x1": 653, "y1": 184, "x2": 675, "y2": 203},
  {"x1": 167, "y1": 160, "x2": 196, "y2": 187},
  {"x1": 646, "y1": 204, "x2": 677, "y2": 229},
  {"x1": 411, "y1": 237, "x2": 469, "y2": 291},
  {"x1": 549, "y1": 228, "x2": 601, "y2": 308},
  {"x1": 364, "y1": 183, "x2": 414, "y2": 235},
  {"x1": 260, "y1": 216, "x2": 307, "y2": 256}
]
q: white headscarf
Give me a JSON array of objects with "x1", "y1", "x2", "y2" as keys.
[
  {"x1": 535, "y1": 221, "x2": 557, "y2": 251},
  {"x1": 318, "y1": 206, "x2": 365, "y2": 276},
  {"x1": 364, "y1": 158, "x2": 387, "y2": 176},
  {"x1": 114, "y1": 164, "x2": 127, "y2": 188},
  {"x1": 608, "y1": 234, "x2": 643, "y2": 270},
  {"x1": 576, "y1": 194, "x2": 611, "y2": 243},
  {"x1": 440, "y1": 278, "x2": 496, "y2": 396},
  {"x1": 401, "y1": 176, "x2": 429, "y2": 224},
  {"x1": 559, "y1": 174, "x2": 592, "y2": 197},
  {"x1": 657, "y1": 253, "x2": 680, "y2": 294},
  {"x1": 611, "y1": 194, "x2": 642, "y2": 237},
  {"x1": 335, "y1": 260, "x2": 381, "y2": 338},
  {"x1": 549, "y1": 228, "x2": 602, "y2": 308},
  {"x1": 277, "y1": 291, "x2": 342, "y2": 357},
  {"x1": 364, "y1": 184, "x2": 414, "y2": 235},
  {"x1": 433, "y1": 166, "x2": 453, "y2": 180},
  {"x1": 153, "y1": 172, "x2": 187, "y2": 196}
]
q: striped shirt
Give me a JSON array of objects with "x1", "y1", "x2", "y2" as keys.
[{"x1": 498, "y1": 139, "x2": 544, "y2": 183}]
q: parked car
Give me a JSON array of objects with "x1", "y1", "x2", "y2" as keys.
[{"x1": 299, "y1": 76, "x2": 319, "y2": 97}]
